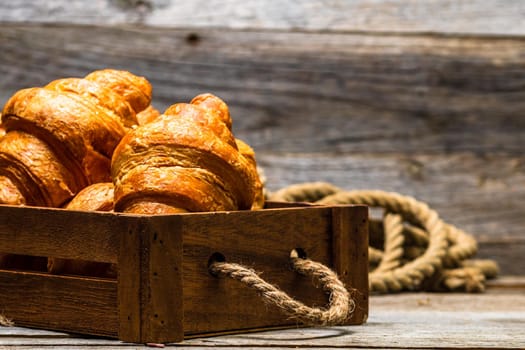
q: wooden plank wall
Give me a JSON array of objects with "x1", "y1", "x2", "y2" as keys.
[{"x1": 1, "y1": 1, "x2": 524, "y2": 275}]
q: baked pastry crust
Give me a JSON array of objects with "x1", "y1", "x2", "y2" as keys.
[
  {"x1": 0, "y1": 69, "x2": 152, "y2": 207},
  {"x1": 112, "y1": 94, "x2": 263, "y2": 214},
  {"x1": 65, "y1": 182, "x2": 114, "y2": 212}
]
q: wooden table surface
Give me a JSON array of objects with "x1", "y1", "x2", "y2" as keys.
[{"x1": 0, "y1": 277, "x2": 523, "y2": 349}]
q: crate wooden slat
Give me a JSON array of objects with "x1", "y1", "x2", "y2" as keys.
[
  {"x1": 0, "y1": 203, "x2": 368, "y2": 343},
  {"x1": 0, "y1": 270, "x2": 117, "y2": 336},
  {"x1": 0, "y1": 205, "x2": 124, "y2": 263}
]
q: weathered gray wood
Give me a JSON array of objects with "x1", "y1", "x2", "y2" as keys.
[
  {"x1": 260, "y1": 153, "x2": 525, "y2": 274},
  {"x1": 2, "y1": 25, "x2": 525, "y2": 155},
  {"x1": 205, "y1": 311, "x2": 524, "y2": 349},
  {"x1": 477, "y1": 240, "x2": 525, "y2": 276},
  {"x1": 1, "y1": 1, "x2": 525, "y2": 36},
  {"x1": 1, "y1": 24, "x2": 524, "y2": 274},
  {"x1": 184, "y1": 291, "x2": 525, "y2": 349},
  {"x1": 1, "y1": 290, "x2": 523, "y2": 348}
]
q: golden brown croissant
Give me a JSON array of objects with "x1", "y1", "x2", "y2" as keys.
[
  {"x1": 64, "y1": 182, "x2": 114, "y2": 212},
  {"x1": 111, "y1": 93, "x2": 264, "y2": 214},
  {"x1": 0, "y1": 69, "x2": 152, "y2": 207},
  {"x1": 136, "y1": 105, "x2": 161, "y2": 125}
]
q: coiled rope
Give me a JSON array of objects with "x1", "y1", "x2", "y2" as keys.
[{"x1": 269, "y1": 182, "x2": 498, "y2": 293}]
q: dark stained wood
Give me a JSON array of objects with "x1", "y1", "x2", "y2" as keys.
[
  {"x1": 117, "y1": 216, "x2": 144, "y2": 342},
  {"x1": 1, "y1": 1, "x2": 525, "y2": 36},
  {"x1": 0, "y1": 205, "x2": 121, "y2": 263},
  {"x1": 0, "y1": 270, "x2": 118, "y2": 337},
  {"x1": 180, "y1": 205, "x2": 368, "y2": 335},
  {"x1": 0, "y1": 204, "x2": 367, "y2": 343},
  {"x1": 141, "y1": 216, "x2": 184, "y2": 343},
  {"x1": 331, "y1": 205, "x2": 369, "y2": 324}
]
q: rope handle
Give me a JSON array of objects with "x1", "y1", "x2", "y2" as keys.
[{"x1": 208, "y1": 249, "x2": 355, "y2": 326}]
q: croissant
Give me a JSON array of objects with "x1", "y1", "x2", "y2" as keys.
[
  {"x1": 136, "y1": 105, "x2": 161, "y2": 125},
  {"x1": 64, "y1": 182, "x2": 115, "y2": 212},
  {"x1": 0, "y1": 69, "x2": 152, "y2": 207},
  {"x1": 111, "y1": 93, "x2": 264, "y2": 214}
]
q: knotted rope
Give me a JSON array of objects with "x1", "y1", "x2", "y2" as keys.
[
  {"x1": 209, "y1": 249, "x2": 354, "y2": 325},
  {"x1": 269, "y1": 182, "x2": 498, "y2": 293}
]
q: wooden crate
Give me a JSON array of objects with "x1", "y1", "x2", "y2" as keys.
[{"x1": 0, "y1": 202, "x2": 368, "y2": 344}]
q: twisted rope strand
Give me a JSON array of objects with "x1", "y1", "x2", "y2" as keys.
[
  {"x1": 316, "y1": 190, "x2": 449, "y2": 292},
  {"x1": 269, "y1": 182, "x2": 342, "y2": 203},
  {"x1": 209, "y1": 254, "x2": 354, "y2": 326},
  {"x1": 373, "y1": 213, "x2": 404, "y2": 273}
]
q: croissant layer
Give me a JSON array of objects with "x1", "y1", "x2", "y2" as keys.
[
  {"x1": 65, "y1": 182, "x2": 114, "y2": 212},
  {"x1": 0, "y1": 131, "x2": 78, "y2": 206},
  {"x1": 0, "y1": 176, "x2": 25, "y2": 205}
]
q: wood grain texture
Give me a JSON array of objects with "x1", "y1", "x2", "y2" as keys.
[
  {"x1": 0, "y1": 270, "x2": 118, "y2": 337},
  {"x1": 331, "y1": 206, "x2": 368, "y2": 324},
  {"x1": 0, "y1": 205, "x2": 122, "y2": 263},
  {"x1": 118, "y1": 216, "x2": 144, "y2": 342},
  {"x1": 1, "y1": 25, "x2": 524, "y2": 155},
  {"x1": 186, "y1": 311, "x2": 525, "y2": 349},
  {"x1": 142, "y1": 216, "x2": 184, "y2": 343},
  {"x1": 185, "y1": 289, "x2": 525, "y2": 349},
  {"x1": 1, "y1": 287, "x2": 523, "y2": 348},
  {"x1": 260, "y1": 153, "x2": 525, "y2": 237},
  {"x1": 1, "y1": 1, "x2": 525, "y2": 36},
  {"x1": 179, "y1": 205, "x2": 368, "y2": 335},
  {"x1": 0, "y1": 204, "x2": 367, "y2": 342}
]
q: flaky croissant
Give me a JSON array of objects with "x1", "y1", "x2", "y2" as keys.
[
  {"x1": 111, "y1": 93, "x2": 264, "y2": 214},
  {"x1": 0, "y1": 69, "x2": 152, "y2": 207},
  {"x1": 64, "y1": 182, "x2": 115, "y2": 212}
]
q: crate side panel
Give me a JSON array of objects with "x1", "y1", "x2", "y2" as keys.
[
  {"x1": 331, "y1": 205, "x2": 369, "y2": 325},
  {"x1": 0, "y1": 205, "x2": 122, "y2": 263},
  {"x1": 118, "y1": 217, "x2": 144, "y2": 343},
  {"x1": 180, "y1": 206, "x2": 359, "y2": 334},
  {"x1": 0, "y1": 270, "x2": 118, "y2": 337},
  {"x1": 118, "y1": 216, "x2": 184, "y2": 344},
  {"x1": 143, "y1": 216, "x2": 184, "y2": 343}
]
